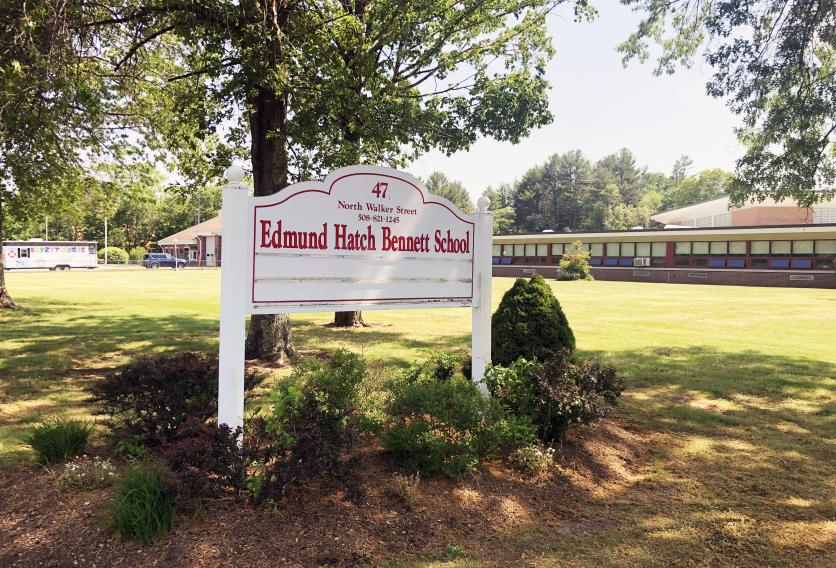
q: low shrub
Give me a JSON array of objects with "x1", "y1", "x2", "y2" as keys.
[
  {"x1": 491, "y1": 274, "x2": 575, "y2": 366},
  {"x1": 25, "y1": 419, "x2": 93, "y2": 465},
  {"x1": 381, "y1": 365, "x2": 535, "y2": 477},
  {"x1": 558, "y1": 240, "x2": 594, "y2": 280},
  {"x1": 128, "y1": 246, "x2": 147, "y2": 262},
  {"x1": 97, "y1": 246, "x2": 129, "y2": 264},
  {"x1": 161, "y1": 417, "x2": 246, "y2": 501},
  {"x1": 109, "y1": 464, "x2": 175, "y2": 544},
  {"x1": 54, "y1": 455, "x2": 119, "y2": 490},
  {"x1": 115, "y1": 436, "x2": 149, "y2": 462},
  {"x1": 248, "y1": 349, "x2": 366, "y2": 505},
  {"x1": 486, "y1": 349, "x2": 623, "y2": 442},
  {"x1": 89, "y1": 352, "x2": 264, "y2": 446},
  {"x1": 507, "y1": 443, "x2": 555, "y2": 474},
  {"x1": 388, "y1": 472, "x2": 421, "y2": 507}
]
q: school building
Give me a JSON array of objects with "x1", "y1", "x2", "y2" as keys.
[{"x1": 493, "y1": 196, "x2": 836, "y2": 288}]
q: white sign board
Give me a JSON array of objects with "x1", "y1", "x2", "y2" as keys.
[{"x1": 218, "y1": 165, "x2": 493, "y2": 430}]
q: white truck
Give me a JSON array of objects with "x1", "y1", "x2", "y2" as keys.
[{"x1": 2, "y1": 240, "x2": 98, "y2": 270}]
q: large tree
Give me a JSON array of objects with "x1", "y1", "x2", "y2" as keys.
[
  {"x1": 620, "y1": 0, "x2": 836, "y2": 206},
  {"x1": 423, "y1": 172, "x2": 474, "y2": 213},
  {"x1": 89, "y1": 0, "x2": 587, "y2": 356},
  {"x1": 1, "y1": 0, "x2": 119, "y2": 308}
]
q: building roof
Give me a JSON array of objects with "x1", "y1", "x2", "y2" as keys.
[
  {"x1": 650, "y1": 195, "x2": 836, "y2": 225},
  {"x1": 158, "y1": 215, "x2": 221, "y2": 246}
]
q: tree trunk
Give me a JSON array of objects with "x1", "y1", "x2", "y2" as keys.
[
  {"x1": 0, "y1": 192, "x2": 16, "y2": 309},
  {"x1": 332, "y1": 4, "x2": 369, "y2": 328},
  {"x1": 244, "y1": 81, "x2": 294, "y2": 361},
  {"x1": 334, "y1": 310, "x2": 365, "y2": 327}
]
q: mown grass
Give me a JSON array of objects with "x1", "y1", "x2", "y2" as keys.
[{"x1": 1, "y1": 269, "x2": 834, "y2": 566}]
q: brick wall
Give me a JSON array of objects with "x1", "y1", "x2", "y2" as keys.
[{"x1": 491, "y1": 265, "x2": 836, "y2": 289}]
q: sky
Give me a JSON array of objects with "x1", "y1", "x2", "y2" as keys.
[{"x1": 407, "y1": 0, "x2": 745, "y2": 200}]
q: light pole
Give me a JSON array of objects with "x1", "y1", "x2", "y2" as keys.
[
  {"x1": 104, "y1": 217, "x2": 108, "y2": 266},
  {"x1": 173, "y1": 238, "x2": 179, "y2": 271}
]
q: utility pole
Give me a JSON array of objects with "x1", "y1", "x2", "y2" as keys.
[{"x1": 45, "y1": 216, "x2": 49, "y2": 240}]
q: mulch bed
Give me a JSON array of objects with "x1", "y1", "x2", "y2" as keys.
[{"x1": 0, "y1": 421, "x2": 646, "y2": 567}]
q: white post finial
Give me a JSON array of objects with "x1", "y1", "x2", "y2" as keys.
[
  {"x1": 224, "y1": 164, "x2": 247, "y2": 185},
  {"x1": 477, "y1": 195, "x2": 491, "y2": 212}
]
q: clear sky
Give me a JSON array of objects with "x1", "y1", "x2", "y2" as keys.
[{"x1": 408, "y1": 0, "x2": 744, "y2": 200}]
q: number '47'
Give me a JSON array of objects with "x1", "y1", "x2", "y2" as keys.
[{"x1": 371, "y1": 182, "x2": 388, "y2": 199}]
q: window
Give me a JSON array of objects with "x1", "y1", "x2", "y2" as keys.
[
  {"x1": 750, "y1": 258, "x2": 768, "y2": 268},
  {"x1": 18, "y1": 247, "x2": 30, "y2": 258},
  {"x1": 816, "y1": 240, "x2": 836, "y2": 253},
  {"x1": 621, "y1": 242, "x2": 636, "y2": 256},
  {"x1": 727, "y1": 258, "x2": 746, "y2": 268},
  {"x1": 675, "y1": 242, "x2": 691, "y2": 255},
  {"x1": 709, "y1": 257, "x2": 725, "y2": 268},
  {"x1": 590, "y1": 243, "x2": 604, "y2": 256},
  {"x1": 524, "y1": 243, "x2": 536, "y2": 256},
  {"x1": 606, "y1": 242, "x2": 620, "y2": 256},
  {"x1": 692, "y1": 258, "x2": 708, "y2": 267},
  {"x1": 692, "y1": 241, "x2": 709, "y2": 255},
  {"x1": 793, "y1": 240, "x2": 814, "y2": 255},
  {"x1": 769, "y1": 258, "x2": 789, "y2": 269},
  {"x1": 650, "y1": 257, "x2": 667, "y2": 267},
  {"x1": 651, "y1": 242, "x2": 667, "y2": 257},
  {"x1": 709, "y1": 241, "x2": 727, "y2": 255},
  {"x1": 636, "y1": 243, "x2": 651, "y2": 257},
  {"x1": 579, "y1": 243, "x2": 591, "y2": 252},
  {"x1": 536, "y1": 243, "x2": 548, "y2": 257},
  {"x1": 675, "y1": 257, "x2": 689, "y2": 267},
  {"x1": 492, "y1": 244, "x2": 501, "y2": 256},
  {"x1": 750, "y1": 241, "x2": 769, "y2": 255},
  {"x1": 502, "y1": 244, "x2": 513, "y2": 256},
  {"x1": 513, "y1": 244, "x2": 525, "y2": 257},
  {"x1": 771, "y1": 240, "x2": 791, "y2": 255},
  {"x1": 791, "y1": 258, "x2": 813, "y2": 269},
  {"x1": 552, "y1": 243, "x2": 564, "y2": 255},
  {"x1": 729, "y1": 241, "x2": 746, "y2": 255}
]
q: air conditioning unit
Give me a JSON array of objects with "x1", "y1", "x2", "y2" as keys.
[{"x1": 633, "y1": 257, "x2": 651, "y2": 267}]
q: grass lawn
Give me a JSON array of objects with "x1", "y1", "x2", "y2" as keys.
[{"x1": 1, "y1": 269, "x2": 834, "y2": 566}]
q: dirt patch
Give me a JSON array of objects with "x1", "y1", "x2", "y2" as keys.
[{"x1": 0, "y1": 420, "x2": 647, "y2": 567}]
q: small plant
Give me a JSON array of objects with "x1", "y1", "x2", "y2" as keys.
[
  {"x1": 109, "y1": 464, "x2": 175, "y2": 544},
  {"x1": 248, "y1": 350, "x2": 366, "y2": 505},
  {"x1": 54, "y1": 455, "x2": 119, "y2": 490},
  {"x1": 558, "y1": 240, "x2": 594, "y2": 280},
  {"x1": 507, "y1": 443, "x2": 555, "y2": 474},
  {"x1": 128, "y1": 246, "x2": 147, "y2": 263},
  {"x1": 115, "y1": 436, "x2": 149, "y2": 461},
  {"x1": 24, "y1": 419, "x2": 93, "y2": 465},
  {"x1": 491, "y1": 274, "x2": 575, "y2": 366},
  {"x1": 486, "y1": 350, "x2": 624, "y2": 443},
  {"x1": 381, "y1": 366, "x2": 535, "y2": 477},
  {"x1": 161, "y1": 417, "x2": 246, "y2": 501},
  {"x1": 389, "y1": 472, "x2": 421, "y2": 507},
  {"x1": 89, "y1": 352, "x2": 264, "y2": 446}
]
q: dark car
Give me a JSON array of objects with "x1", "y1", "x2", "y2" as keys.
[{"x1": 141, "y1": 253, "x2": 187, "y2": 269}]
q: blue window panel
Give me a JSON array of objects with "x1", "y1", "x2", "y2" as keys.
[
  {"x1": 727, "y1": 258, "x2": 745, "y2": 268},
  {"x1": 791, "y1": 258, "x2": 812, "y2": 269},
  {"x1": 770, "y1": 258, "x2": 789, "y2": 268},
  {"x1": 492, "y1": 256, "x2": 500, "y2": 264},
  {"x1": 590, "y1": 257, "x2": 602, "y2": 266},
  {"x1": 604, "y1": 257, "x2": 619, "y2": 266},
  {"x1": 618, "y1": 257, "x2": 633, "y2": 266},
  {"x1": 708, "y1": 258, "x2": 725, "y2": 268},
  {"x1": 501, "y1": 257, "x2": 512, "y2": 265}
]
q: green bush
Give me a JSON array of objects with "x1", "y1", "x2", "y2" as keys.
[
  {"x1": 24, "y1": 419, "x2": 93, "y2": 465},
  {"x1": 128, "y1": 246, "x2": 147, "y2": 262},
  {"x1": 491, "y1": 274, "x2": 575, "y2": 365},
  {"x1": 109, "y1": 464, "x2": 175, "y2": 544},
  {"x1": 485, "y1": 350, "x2": 623, "y2": 442},
  {"x1": 97, "y1": 246, "x2": 129, "y2": 264},
  {"x1": 381, "y1": 365, "x2": 535, "y2": 477},
  {"x1": 558, "y1": 241, "x2": 593, "y2": 280},
  {"x1": 248, "y1": 349, "x2": 366, "y2": 505}
]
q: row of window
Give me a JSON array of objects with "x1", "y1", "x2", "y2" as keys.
[{"x1": 494, "y1": 239, "x2": 836, "y2": 258}]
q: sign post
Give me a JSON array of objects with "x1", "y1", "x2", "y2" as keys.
[{"x1": 218, "y1": 165, "x2": 492, "y2": 430}]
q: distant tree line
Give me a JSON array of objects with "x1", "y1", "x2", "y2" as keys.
[{"x1": 424, "y1": 149, "x2": 732, "y2": 234}]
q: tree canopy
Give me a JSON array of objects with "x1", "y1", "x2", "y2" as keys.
[{"x1": 619, "y1": 0, "x2": 836, "y2": 206}]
